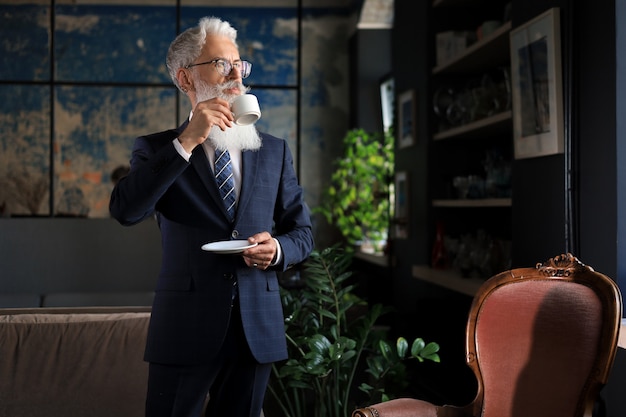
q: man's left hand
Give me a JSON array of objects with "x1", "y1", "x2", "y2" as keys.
[{"x1": 242, "y1": 232, "x2": 276, "y2": 270}]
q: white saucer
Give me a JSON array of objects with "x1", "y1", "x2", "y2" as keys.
[{"x1": 201, "y1": 240, "x2": 258, "y2": 254}]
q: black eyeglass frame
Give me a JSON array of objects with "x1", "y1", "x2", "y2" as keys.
[{"x1": 185, "y1": 58, "x2": 252, "y2": 79}]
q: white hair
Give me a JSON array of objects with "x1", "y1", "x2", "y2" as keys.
[{"x1": 166, "y1": 17, "x2": 239, "y2": 92}]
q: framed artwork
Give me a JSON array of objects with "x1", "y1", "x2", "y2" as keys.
[
  {"x1": 510, "y1": 7, "x2": 564, "y2": 159},
  {"x1": 379, "y1": 75, "x2": 395, "y2": 133},
  {"x1": 397, "y1": 89, "x2": 416, "y2": 149},
  {"x1": 393, "y1": 171, "x2": 409, "y2": 239}
]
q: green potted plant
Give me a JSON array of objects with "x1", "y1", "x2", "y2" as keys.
[
  {"x1": 315, "y1": 128, "x2": 394, "y2": 253},
  {"x1": 267, "y1": 246, "x2": 439, "y2": 417}
]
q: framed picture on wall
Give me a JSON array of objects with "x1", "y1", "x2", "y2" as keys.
[
  {"x1": 510, "y1": 7, "x2": 564, "y2": 159},
  {"x1": 392, "y1": 171, "x2": 409, "y2": 239},
  {"x1": 379, "y1": 75, "x2": 395, "y2": 133},
  {"x1": 397, "y1": 89, "x2": 416, "y2": 149}
]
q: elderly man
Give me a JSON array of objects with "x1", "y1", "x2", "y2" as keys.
[{"x1": 110, "y1": 16, "x2": 314, "y2": 417}]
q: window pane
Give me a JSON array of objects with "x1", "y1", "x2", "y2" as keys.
[
  {"x1": 55, "y1": 3, "x2": 176, "y2": 83},
  {"x1": 0, "y1": 84, "x2": 51, "y2": 216},
  {"x1": 54, "y1": 85, "x2": 176, "y2": 217}
]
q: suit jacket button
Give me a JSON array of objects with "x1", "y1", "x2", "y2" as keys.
[{"x1": 231, "y1": 230, "x2": 239, "y2": 239}]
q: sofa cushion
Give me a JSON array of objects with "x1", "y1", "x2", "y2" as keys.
[{"x1": 0, "y1": 308, "x2": 150, "y2": 417}]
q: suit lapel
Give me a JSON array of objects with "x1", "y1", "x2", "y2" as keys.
[
  {"x1": 190, "y1": 145, "x2": 230, "y2": 219},
  {"x1": 236, "y1": 149, "x2": 259, "y2": 219}
]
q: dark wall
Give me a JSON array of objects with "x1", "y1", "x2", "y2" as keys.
[
  {"x1": 574, "y1": 0, "x2": 617, "y2": 278},
  {"x1": 390, "y1": 0, "x2": 431, "y2": 316},
  {"x1": 0, "y1": 218, "x2": 161, "y2": 295},
  {"x1": 350, "y1": 28, "x2": 392, "y2": 133}
]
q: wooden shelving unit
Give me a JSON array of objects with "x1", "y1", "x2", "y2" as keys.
[{"x1": 421, "y1": 0, "x2": 513, "y2": 294}]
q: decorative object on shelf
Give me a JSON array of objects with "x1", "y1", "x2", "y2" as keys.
[
  {"x1": 433, "y1": 68, "x2": 511, "y2": 132},
  {"x1": 397, "y1": 89, "x2": 416, "y2": 149},
  {"x1": 452, "y1": 175, "x2": 485, "y2": 200},
  {"x1": 483, "y1": 148, "x2": 512, "y2": 198},
  {"x1": 452, "y1": 175, "x2": 470, "y2": 199},
  {"x1": 476, "y1": 20, "x2": 502, "y2": 41},
  {"x1": 315, "y1": 128, "x2": 394, "y2": 252},
  {"x1": 431, "y1": 221, "x2": 447, "y2": 269},
  {"x1": 445, "y1": 87, "x2": 473, "y2": 127},
  {"x1": 435, "y1": 30, "x2": 476, "y2": 67},
  {"x1": 432, "y1": 85, "x2": 456, "y2": 130},
  {"x1": 453, "y1": 229, "x2": 511, "y2": 279},
  {"x1": 510, "y1": 7, "x2": 564, "y2": 159},
  {"x1": 392, "y1": 170, "x2": 409, "y2": 239}
]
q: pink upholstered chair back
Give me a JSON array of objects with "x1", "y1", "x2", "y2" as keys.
[{"x1": 466, "y1": 253, "x2": 622, "y2": 417}]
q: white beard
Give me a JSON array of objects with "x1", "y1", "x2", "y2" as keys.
[{"x1": 195, "y1": 79, "x2": 262, "y2": 151}]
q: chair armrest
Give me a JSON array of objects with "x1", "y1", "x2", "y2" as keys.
[
  {"x1": 352, "y1": 406, "x2": 379, "y2": 417},
  {"x1": 351, "y1": 398, "x2": 438, "y2": 417}
]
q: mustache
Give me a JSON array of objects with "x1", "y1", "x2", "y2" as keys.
[
  {"x1": 215, "y1": 80, "x2": 249, "y2": 101},
  {"x1": 194, "y1": 78, "x2": 251, "y2": 105}
]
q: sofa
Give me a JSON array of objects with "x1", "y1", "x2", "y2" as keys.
[{"x1": 0, "y1": 307, "x2": 151, "y2": 417}]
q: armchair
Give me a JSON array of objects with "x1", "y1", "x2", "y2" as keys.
[{"x1": 352, "y1": 254, "x2": 623, "y2": 417}]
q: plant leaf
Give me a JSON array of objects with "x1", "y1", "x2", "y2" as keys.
[
  {"x1": 396, "y1": 337, "x2": 409, "y2": 359},
  {"x1": 410, "y1": 338, "x2": 426, "y2": 357}
]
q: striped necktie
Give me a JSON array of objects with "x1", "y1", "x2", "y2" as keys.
[{"x1": 215, "y1": 149, "x2": 236, "y2": 221}]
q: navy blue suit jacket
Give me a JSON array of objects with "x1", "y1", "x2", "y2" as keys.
[{"x1": 110, "y1": 123, "x2": 314, "y2": 365}]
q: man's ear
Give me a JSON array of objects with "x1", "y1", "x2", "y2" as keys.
[{"x1": 177, "y1": 68, "x2": 193, "y2": 92}]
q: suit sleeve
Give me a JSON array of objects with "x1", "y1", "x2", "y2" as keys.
[
  {"x1": 110, "y1": 135, "x2": 189, "y2": 226},
  {"x1": 272, "y1": 140, "x2": 315, "y2": 271}
]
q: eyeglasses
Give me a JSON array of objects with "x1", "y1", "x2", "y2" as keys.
[{"x1": 185, "y1": 58, "x2": 252, "y2": 79}]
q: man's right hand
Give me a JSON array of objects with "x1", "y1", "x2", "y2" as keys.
[{"x1": 177, "y1": 97, "x2": 234, "y2": 153}]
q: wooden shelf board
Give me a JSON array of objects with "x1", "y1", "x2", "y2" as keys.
[
  {"x1": 433, "y1": 21, "x2": 512, "y2": 74},
  {"x1": 434, "y1": 111, "x2": 512, "y2": 141},
  {"x1": 432, "y1": 198, "x2": 512, "y2": 207},
  {"x1": 354, "y1": 250, "x2": 389, "y2": 267},
  {"x1": 432, "y1": 0, "x2": 475, "y2": 7},
  {"x1": 412, "y1": 265, "x2": 485, "y2": 296}
]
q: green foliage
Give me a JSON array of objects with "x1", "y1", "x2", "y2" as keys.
[
  {"x1": 315, "y1": 128, "x2": 395, "y2": 246},
  {"x1": 267, "y1": 246, "x2": 440, "y2": 417}
]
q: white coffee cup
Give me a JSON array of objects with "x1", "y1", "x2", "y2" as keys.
[{"x1": 232, "y1": 94, "x2": 261, "y2": 126}]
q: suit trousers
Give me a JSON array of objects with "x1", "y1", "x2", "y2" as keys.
[{"x1": 145, "y1": 300, "x2": 272, "y2": 417}]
